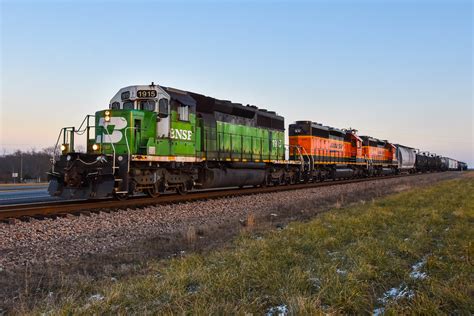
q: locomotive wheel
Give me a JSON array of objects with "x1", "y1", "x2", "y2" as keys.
[
  {"x1": 262, "y1": 175, "x2": 271, "y2": 187},
  {"x1": 145, "y1": 185, "x2": 160, "y2": 198},
  {"x1": 177, "y1": 184, "x2": 188, "y2": 195},
  {"x1": 289, "y1": 175, "x2": 296, "y2": 185}
]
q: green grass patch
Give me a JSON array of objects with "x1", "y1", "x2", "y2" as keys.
[{"x1": 30, "y1": 178, "x2": 474, "y2": 314}]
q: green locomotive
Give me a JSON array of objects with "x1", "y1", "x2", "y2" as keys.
[{"x1": 48, "y1": 83, "x2": 301, "y2": 199}]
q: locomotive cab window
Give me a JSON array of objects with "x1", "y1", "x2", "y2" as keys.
[
  {"x1": 123, "y1": 101, "x2": 134, "y2": 110},
  {"x1": 111, "y1": 102, "x2": 120, "y2": 110},
  {"x1": 140, "y1": 100, "x2": 155, "y2": 111},
  {"x1": 178, "y1": 104, "x2": 189, "y2": 121},
  {"x1": 158, "y1": 99, "x2": 169, "y2": 118}
]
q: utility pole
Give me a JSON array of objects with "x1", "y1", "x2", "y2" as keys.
[{"x1": 20, "y1": 153, "x2": 23, "y2": 183}]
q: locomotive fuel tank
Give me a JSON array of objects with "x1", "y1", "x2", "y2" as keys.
[
  {"x1": 198, "y1": 166, "x2": 266, "y2": 188},
  {"x1": 332, "y1": 168, "x2": 354, "y2": 179}
]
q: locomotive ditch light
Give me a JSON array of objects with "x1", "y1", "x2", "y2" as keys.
[
  {"x1": 92, "y1": 143, "x2": 100, "y2": 151},
  {"x1": 60, "y1": 144, "x2": 67, "y2": 153}
]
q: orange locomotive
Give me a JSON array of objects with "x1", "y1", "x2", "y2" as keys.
[
  {"x1": 359, "y1": 136, "x2": 398, "y2": 175},
  {"x1": 289, "y1": 121, "x2": 397, "y2": 180}
]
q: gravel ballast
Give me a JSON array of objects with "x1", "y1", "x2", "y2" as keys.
[{"x1": 0, "y1": 172, "x2": 464, "y2": 272}]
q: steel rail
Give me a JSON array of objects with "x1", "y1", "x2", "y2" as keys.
[{"x1": 0, "y1": 173, "x2": 426, "y2": 221}]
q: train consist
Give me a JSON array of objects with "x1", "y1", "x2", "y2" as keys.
[{"x1": 47, "y1": 83, "x2": 467, "y2": 199}]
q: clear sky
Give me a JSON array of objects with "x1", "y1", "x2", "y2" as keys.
[{"x1": 1, "y1": 0, "x2": 473, "y2": 165}]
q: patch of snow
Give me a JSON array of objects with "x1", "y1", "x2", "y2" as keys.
[
  {"x1": 336, "y1": 268, "x2": 347, "y2": 276},
  {"x1": 327, "y1": 251, "x2": 339, "y2": 257},
  {"x1": 372, "y1": 307, "x2": 385, "y2": 316},
  {"x1": 379, "y1": 285, "x2": 414, "y2": 304},
  {"x1": 410, "y1": 258, "x2": 428, "y2": 280},
  {"x1": 266, "y1": 304, "x2": 288, "y2": 316},
  {"x1": 88, "y1": 294, "x2": 105, "y2": 302}
]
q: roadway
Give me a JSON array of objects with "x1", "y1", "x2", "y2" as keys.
[{"x1": 0, "y1": 183, "x2": 59, "y2": 205}]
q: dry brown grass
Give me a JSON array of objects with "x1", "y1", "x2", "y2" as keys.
[{"x1": 16, "y1": 177, "x2": 473, "y2": 315}]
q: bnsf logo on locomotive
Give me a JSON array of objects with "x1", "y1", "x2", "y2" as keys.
[
  {"x1": 170, "y1": 128, "x2": 192, "y2": 141},
  {"x1": 97, "y1": 117, "x2": 128, "y2": 143}
]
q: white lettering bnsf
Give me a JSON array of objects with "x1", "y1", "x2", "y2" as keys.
[{"x1": 170, "y1": 128, "x2": 192, "y2": 141}]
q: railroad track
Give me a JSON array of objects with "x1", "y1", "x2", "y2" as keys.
[{"x1": 0, "y1": 174, "x2": 417, "y2": 222}]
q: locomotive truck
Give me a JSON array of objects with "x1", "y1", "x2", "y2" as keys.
[{"x1": 47, "y1": 83, "x2": 466, "y2": 199}]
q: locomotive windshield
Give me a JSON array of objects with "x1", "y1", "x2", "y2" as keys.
[
  {"x1": 140, "y1": 100, "x2": 156, "y2": 111},
  {"x1": 123, "y1": 101, "x2": 134, "y2": 110}
]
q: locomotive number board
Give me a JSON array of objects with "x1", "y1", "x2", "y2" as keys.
[{"x1": 137, "y1": 90, "x2": 157, "y2": 98}]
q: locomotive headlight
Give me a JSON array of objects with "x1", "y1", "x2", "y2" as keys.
[
  {"x1": 92, "y1": 143, "x2": 100, "y2": 151},
  {"x1": 105, "y1": 115, "x2": 111, "y2": 122},
  {"x1": 60, "y1": 144, "x2": 67, "y2": 152},
  {"x1": 105, "y1": 110, "x2": 110, "y2": 116}
]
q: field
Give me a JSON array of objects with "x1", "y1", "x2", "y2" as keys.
[{"x1": 12, "y1": 175, "x2": 474, "y2": 314}]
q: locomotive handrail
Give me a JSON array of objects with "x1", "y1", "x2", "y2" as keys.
[
  {"x1": 300, "y1": 146, "x2": 313, "y2": 172},
  {"x1": 123, "y1": 126, "x2": 137, "y2": 173},
  {"x1": 287, "y1": 144, "x2": 305, "y2": 165},
  {"x1": 100, "y1": 125, "x2": 118, "y2": 172},
  {"x1": 76, "y1": 115, "x2": 94, "y2": 133}
]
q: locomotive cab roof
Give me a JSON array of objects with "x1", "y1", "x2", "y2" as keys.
[
  {"x1": 109, "y1": 83, "x2": 284, "y2": 131},
  {"x1": 109, "y1": 83, "x2": 171, "y2": 112}
]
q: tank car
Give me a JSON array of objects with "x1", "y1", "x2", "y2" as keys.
[
  {"x1": 438, "y1": 156, "x2": 449, "y2": 171},
  {"x1": 416, "y1": 152, "x2": 432, "y2": 172}
]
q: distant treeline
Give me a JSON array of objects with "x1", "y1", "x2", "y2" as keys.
[{"x1": 0, "y1": 148, "x2": 54, "y2": 183}]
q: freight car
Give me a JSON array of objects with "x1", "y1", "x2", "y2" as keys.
[
  {"x1": 48, "y1": 83, "x2": 466, "y2": 200},
  {"x1": 436, "y1": 156, "x2": 449, "y2": 171},
  {"x1": 415, "y1": 152, "x2": 434, "y2": 173},
  {"x1": 395, "y1": 144, "x2": 416, "y2": 173},
  {"x1": 447, "y1": 158, "x2": 459, "y2": 171}
]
